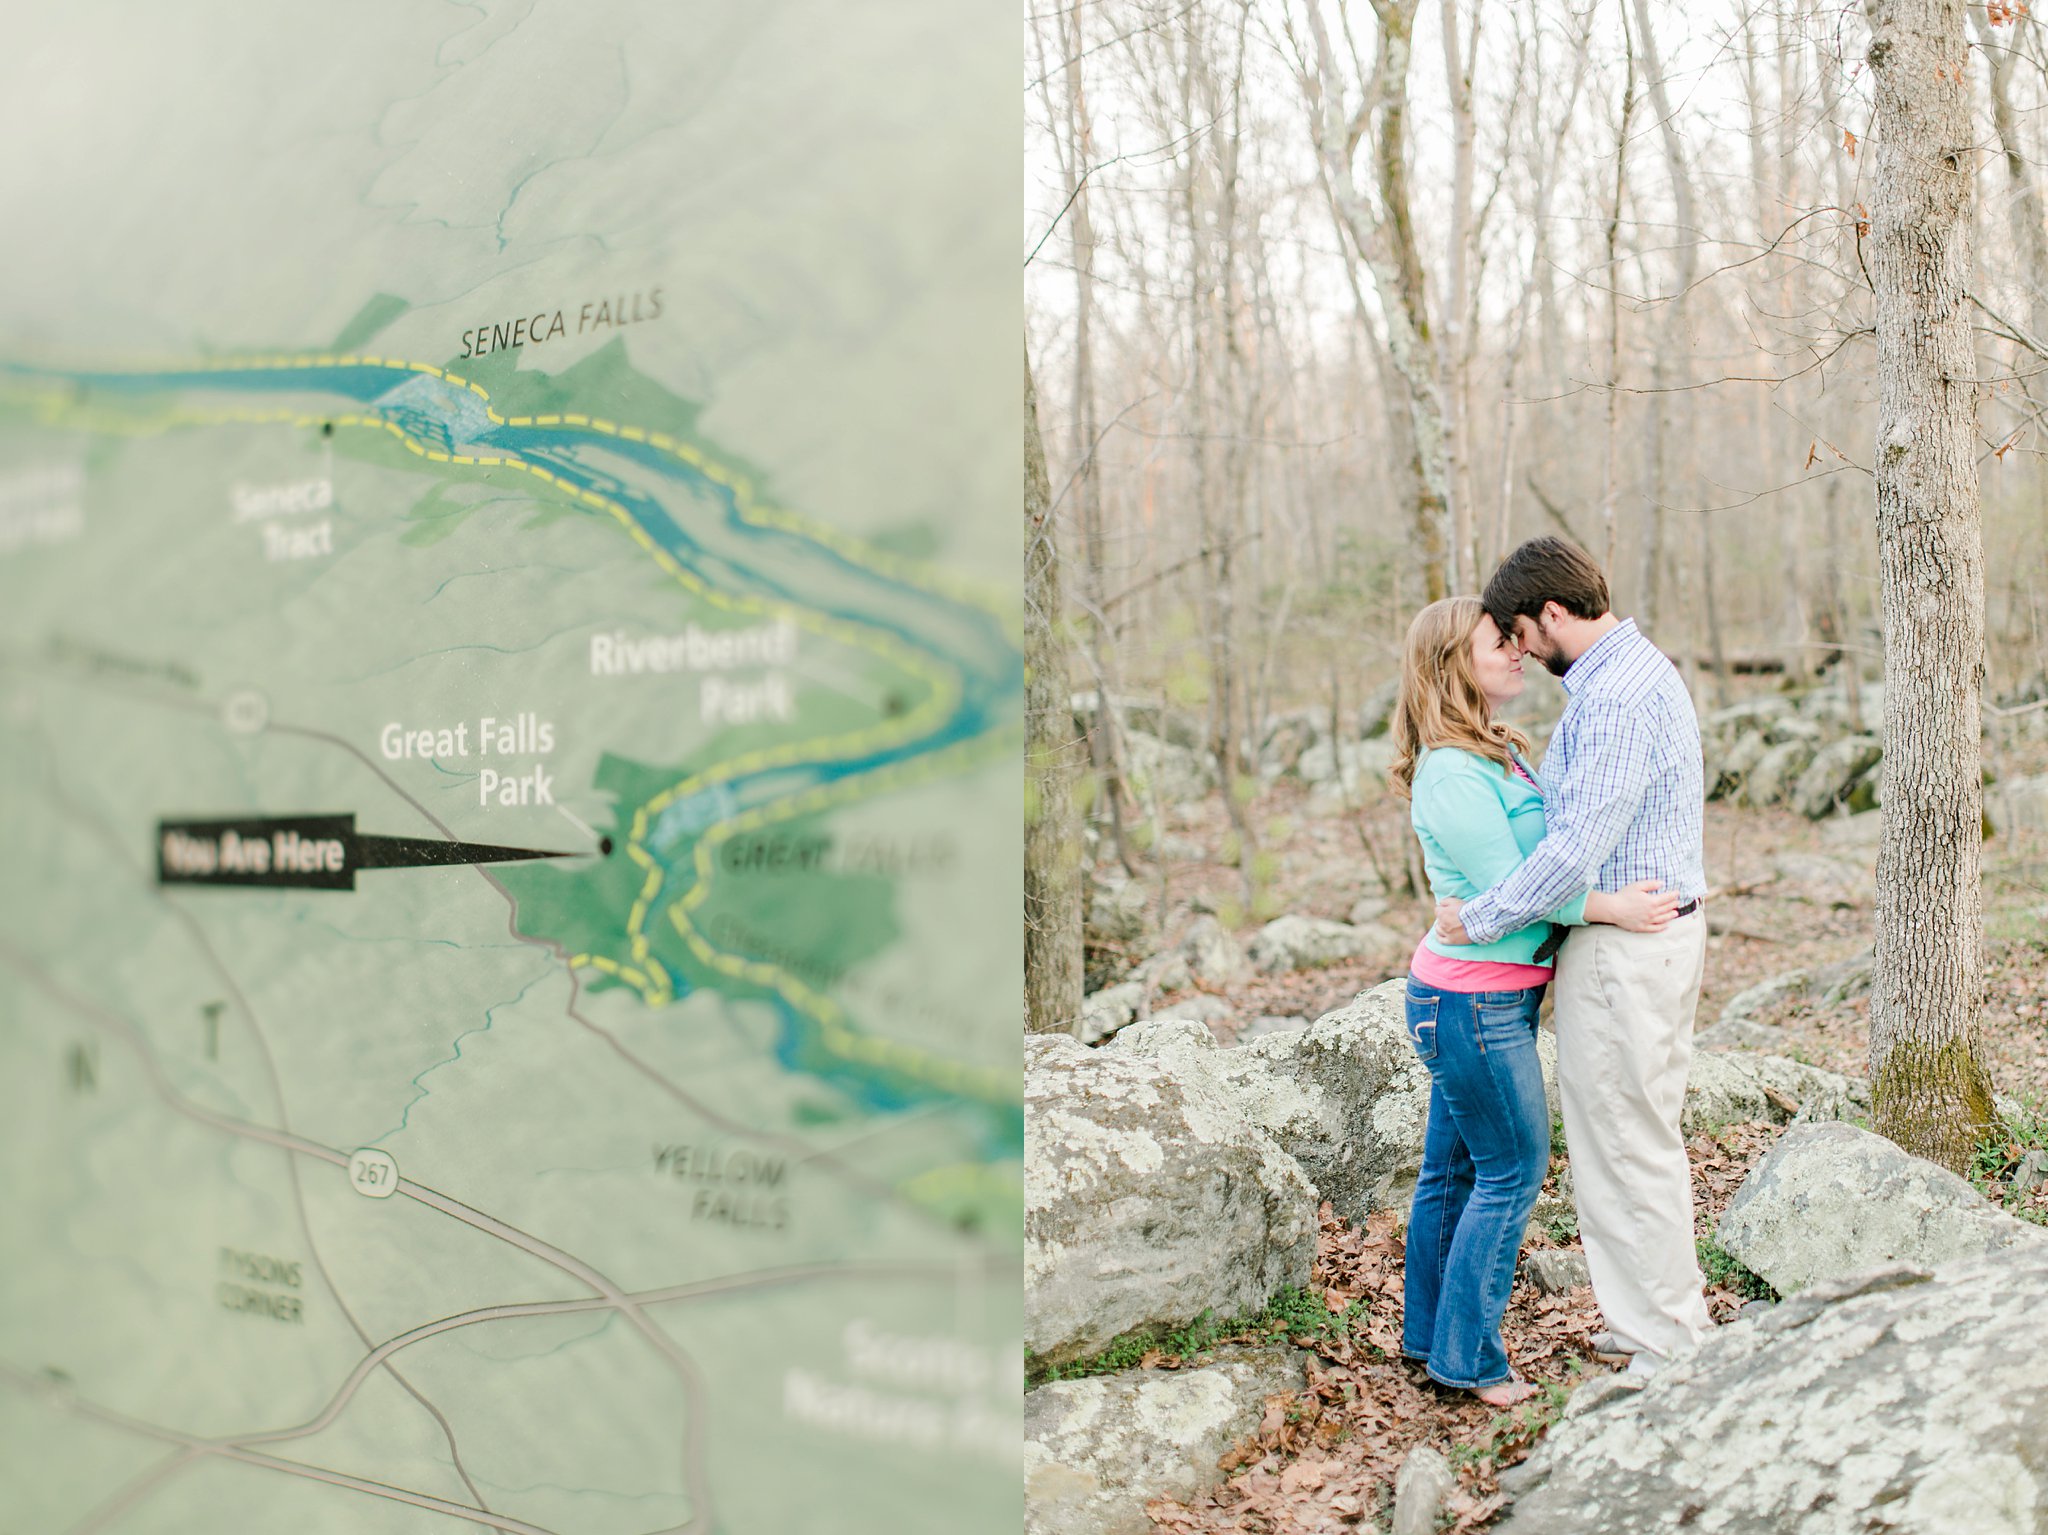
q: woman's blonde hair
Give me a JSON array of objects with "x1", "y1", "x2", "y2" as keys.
[{"x1": 1388, "y1": 595, "x2": 1532, "y2": 798}]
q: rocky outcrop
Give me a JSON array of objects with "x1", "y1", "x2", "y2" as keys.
[
  {"x1": 1024, "y1": 1348, "x2": 1308, "y2": 1535},
  {"x1": 1117, "y1": 979, "x2": 1558, "y2": 1222},
  {"x1": 1705, "y1": 728, "x2": 1769, "y2": 801},
  {"x1": 1300, "y1": 739, "x2": 1400, "y2": 813},
  {"x1": 1392, "y1": 1445, "x2": 1458, "y2": 1535},
  {"x1": 1175, "y1": 915, "x2": 1250, "y2": 988},
  {"x1": 1078, "y1": 981, "x2": 1146, "y2": 1046},
  {"x1": 1680, "y1": 1051, "x2": 1869, "y2": 1133},
  {"x1": 1025, "y1": 1034, "x2": 1318, "y2": 1368},
  {"x1": 1110, "y1": 989, "x2": 1422, "y2": 1222},
  {"x1": 1693, "y1": 948, "x2": 1874, "y2": 1050},
  {"x1": 1087, "y1": 876, "x2": 1154, "y2": 948},
  {"x1": 1237, "y1": 1015, "x2": 1308, "y2": 1043},
  {"x1": 1356, "y1": 679, "x2": 1401, "y2": 740},
  {"x1": 1126, "y1": 729, "x2": 1215, "y2": 805},
  {"x1": 1716, "y1": 1122, "x2": 2047, "y2": 1296},
  {"x1": 1145, "y1": 995, "x2": 1233, "y2": 1031},
  {"x1": 1246, "y1": 915, "x2": 1402, "y2": 976},
  {"x1": 1496, "y1": 1248, "x2": 2048, "y2": 1534},
  {"x1": 1522, "y1": 1248, "x2": 1591, "y2": 1295},
  {"x1": 1739, "y1": 738, "x2": 1817, "y2": 808},
  {"x1": 1791, "y1": 734, "x2": 1883, "y2": 819},
  {"x1": 1260, "y1": 710, "x2": 1321, "y2": 778}
]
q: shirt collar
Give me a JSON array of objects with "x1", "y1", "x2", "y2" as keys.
[{"x1": 1560, "y1": 618, "x2": 1637, "y2": 696}]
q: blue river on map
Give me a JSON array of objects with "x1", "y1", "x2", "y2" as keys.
[{"x1": 15, "y1": 361, "x2": 1024, "y2": 1146}]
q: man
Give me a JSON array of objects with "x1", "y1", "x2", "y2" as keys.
[{"x1": 1434, "y1": 536, "x2": 1711, "y2": 1376}]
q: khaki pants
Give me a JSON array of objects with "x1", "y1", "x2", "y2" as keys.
[{"x1": 1551, "y1": 910, "x2": 1712, "y2": 1359}]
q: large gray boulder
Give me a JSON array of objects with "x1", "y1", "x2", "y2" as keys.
[
  {"x1": 1259, "y1": 714, "x2": 1318, "y2": 779},
  {"x1": 1176, "y1": 915, "x2": 1250, "y2": 987},
  {"x1": 1087, "y1": 876, "x2": 1154, "y2": 947},
  {"x1": 1680, "y1": 1052, "x2": 1868, "y2": 1134},
  {"x1": 1118, "y1": 979, "x2": 1557, "y2": 1221},
  {"x1": 1078, "y1": 982, "x2": 1146, "y2": 1046},
  {"x1": 1717, "y1": 1122, "x2": 2048, "y2": 1296},
  {"x1": 1302, "y1": 739, "x2": 1401, "y2": 814},
  {"x1": 1706, "y1": 728, "x2": 1770, "y2": 802},
  {"x1": 1695, "y1": 949, "x2": 1875, "y2": 1051},
  {"x1": 1024, "y1": 1348, "x2": 1307, "y2": 1535},
  {"x1": 1246, "y1": 914, "x2": 1402, "y2": 976},
  {"x1": 1702, "y1": 697, "x2": 1792, "y2": 741},
  {"x1": 1496, "y1": 1249, "x2": 2048, "y2": 1534},
  {"x1": 1791, "y1": 734, "x2": 1884, "y2": 819},
  {"x1": 1740, "y1": 738, "x2": 1817, "y2": 807},
  {"x1": 1126, "y1": 729, "x2": 1215, "y2": 805},
  {"x1": 1356, "y1": 678, "x2": 1401, "y2": 739},
  {"x1": 1025, "y1": 1035, "x2": 1318, "y2": 1368},
  {"x1": 1392, "y1": 1444, "x2": 1459, "y2": 1535},
  {"x1": 1144, "y1": 995, "x2": 1232, "y2": 1031}
]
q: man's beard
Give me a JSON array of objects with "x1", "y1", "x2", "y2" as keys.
[{"x1": 1523, "y1": 622, "x2": 1569, "y2": 677}]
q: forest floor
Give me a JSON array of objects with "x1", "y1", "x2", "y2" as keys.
[
  {"x1": 1117, "y1": 771, "x2": 2048, "y2": 1102},
  {"x1": 1087, "y1": 753, "x2": 2048, "y2": 1533}
]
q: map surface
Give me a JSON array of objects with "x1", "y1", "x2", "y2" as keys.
[{"x1": 0, "y1": 5, "x2": 1021, "y2": 1532}]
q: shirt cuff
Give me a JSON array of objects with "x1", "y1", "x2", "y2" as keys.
[
  {"x1": 1459, "y1": 893, "x2": 1508, "y2": 946},
  {"x1": 1547, "y1": 890, "x2": 1590, "y2": 927}
]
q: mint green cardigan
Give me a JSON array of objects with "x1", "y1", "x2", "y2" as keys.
[{"x1": 1410, "y1": 744, "x2": 1589, "y2": 967}]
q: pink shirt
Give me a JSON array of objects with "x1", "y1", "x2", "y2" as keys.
[{"x1": 1407, "y1": 753, "x2": 1555, "y2": 993}]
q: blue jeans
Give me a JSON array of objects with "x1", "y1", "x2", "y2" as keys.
[{"x1": 1400, "y1": 979, "x2": 1550, "y2": 1388}]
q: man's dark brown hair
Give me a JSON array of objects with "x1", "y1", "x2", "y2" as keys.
[{"x1": 1483, "y1": 535, "x2": 1611, "y2": 630}]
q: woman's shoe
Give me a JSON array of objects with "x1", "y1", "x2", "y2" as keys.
[{"x1": 1471, "y1": 1375, "x2": 1538, "y2": 1408}]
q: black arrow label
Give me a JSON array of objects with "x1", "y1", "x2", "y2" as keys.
[{"x1": 157, "y1": 814, "x2": 577, "y2": 890}]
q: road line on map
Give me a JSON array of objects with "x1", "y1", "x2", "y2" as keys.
[
  {"x1": 22, "y1": 745, "x2": 504, "y2": 1516},
  {"x1": 229, "y1": 1257, "x2": 984, "y2": 1452},
  {"x1": 0, "y1": 1364, "x2": 563, "y2": 1535},
  {"x1": 0, "y1": 937, "x2": 718, "y2": 1532}
]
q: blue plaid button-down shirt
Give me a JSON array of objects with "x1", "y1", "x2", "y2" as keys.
[{"x1": 1458, "y1": 619, "x2": 1707, "y2": 946}]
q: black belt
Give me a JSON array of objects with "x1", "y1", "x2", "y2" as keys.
[{"x1": 1533, "y1": 897, "x2": 1701, "y2": 963}]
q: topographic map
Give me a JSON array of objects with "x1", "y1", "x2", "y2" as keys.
[{"x1": 0, "y1": 4, "x2": 1020, "y2": 1532}]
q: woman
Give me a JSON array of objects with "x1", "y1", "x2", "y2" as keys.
[{"x1": 1389, "y1": 596, "x2": 1676, "y2": 1406}]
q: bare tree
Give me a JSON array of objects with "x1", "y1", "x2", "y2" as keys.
[
  {"x1": 1292, "y1": 0, "x2": 1456, "y2": 599},
  {"x1": 1597, "y1": 4, "x2": 1636, "y2": 578},
  {"x1": 1862, "y1": 0, "x2": 1997, "y2": 1170},
  {"x1": 1025, "y1": 346, "x2": 1084, "y2": 1035}
]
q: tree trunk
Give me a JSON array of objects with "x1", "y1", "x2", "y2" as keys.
[
  {"x1": 1863, "y1": 0, "x2": 1997, "y2": 1170},
  {"x1": 1599, "y1": 10, "x2": 1635, "y2": 577},
  {"x1": 1299, "y1": 0, "x2": 1453, "y2": 601},
  {"x1": 1024, "y1": 346, "x2": 1084, "y2": 1036},
  {"x1": 1630, "y1": 0, "x2": 1694, "y2": 633},
  {"x1": 1975, "y1": 6, "x2": 2048, "y2": 342},
  {"x1": 1439, "y1": 0, "x2": 1480, "y2": 591}
]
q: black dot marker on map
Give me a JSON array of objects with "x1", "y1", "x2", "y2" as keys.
[
  {"x1": 321, "y1": 421, "x2": 334, "y2": 437},
  {"x1": 156, "y1": 813, "x2": 575, "y2": 891},
  {"x1": 599, "y1": 837, "x2": 614, "y2": 856}
]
